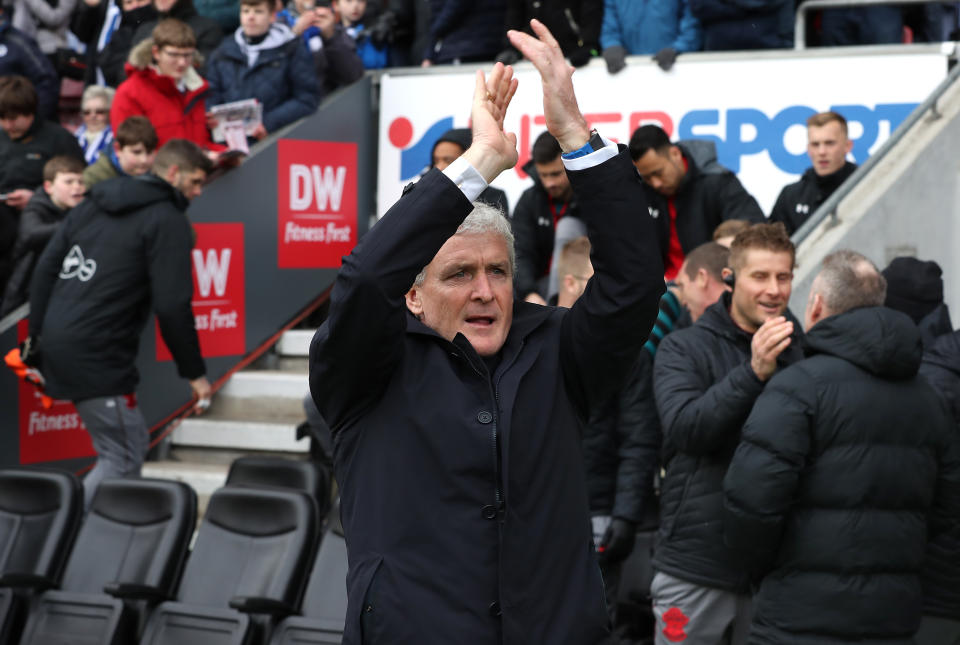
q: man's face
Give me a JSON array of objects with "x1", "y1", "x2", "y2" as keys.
[
  {"x1": 116, "y1": 142, "x2": 155, "y2": 176},
  {"x1": 334, "y1": 0, "x2": 364, "y2": 23},
  {"x1": 807, "y1": 121, "x2": 852, "y2": 177},
  {"x1": 432, "y1": 141, "x2": 463, "y2": 172},
  {"x1": 675, "y1": 263, "x2": 720, "y2": 323},
  {"x1": 45, "y1": 172, "x2": 85, "y2": 210},
  {"x1": 633, "y1": 146, "x2": 685, "y2": 197},
  {"x1": 122, "y1": 0, "x2": 151, "y2": 11},
  {"x1": 153, "y1": 45, "x2": 195, "y2": 80},
  {"x1": 406, "y1": 232, "x2": 514, "y2": 357},
  {"x1": 534, "y1": 157, "x2": 572, "y2": 201},
  {"x1": 172, "y1": 167, "x2": 206, "y2": 200},
  {"x1": 0, "y1": 113, "x2": 35, "y2": 140},
  {"x1": 241, "y1": 2, "x2": 273, "y2": 37},
  {"x1": 729, "y1": 249, "x2": 794, "y2": 332}
]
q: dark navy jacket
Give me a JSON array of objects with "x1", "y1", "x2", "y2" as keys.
[
  {"x1": 424, "y1": 0, "x2": 506, "y2": 63},
  {"x1": 0, "y1": 20, "x2": 59, "y2": 119},
  {"x1": 206, "y1": 28, "x2": 319, "y2": 133},
  {"x1": 689, "y1": 0, "x2": 793, "y2": 50},
  {"x1": 310, "y1": 148, "x2": 664, "y2": 643}
]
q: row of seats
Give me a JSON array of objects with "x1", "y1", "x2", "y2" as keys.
[{"x1": 0, "y1": 457, "x2": 346, "y2": 645}]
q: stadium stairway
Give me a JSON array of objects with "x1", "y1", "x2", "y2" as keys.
[{"x1": 143, "y1": 329, "x2": 316, "y2": 515}]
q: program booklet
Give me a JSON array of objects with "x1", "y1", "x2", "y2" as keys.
[{"x1": 209, "y1": 99, "x2": 262, "y2": 144}]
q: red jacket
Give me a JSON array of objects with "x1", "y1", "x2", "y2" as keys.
[{"x1": 110, "y1": 39, "x2": 224, "y2": 151}]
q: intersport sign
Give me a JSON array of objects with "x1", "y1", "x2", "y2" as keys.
[{"x1": 378, "y1": 51, "x2": 946, "y2": 216}]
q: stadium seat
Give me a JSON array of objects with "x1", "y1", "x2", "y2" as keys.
[
  {"x1": 0, "y1": 467, "x2": 82, "y2": 644},
  {"x1": 139, "y1": 486, "x2": 319, "y2": 645},
  {"x1": 18, "y1": 478, "x2": 197, "y2": 645},
  {"x1": 225, "y1": 456, "x2": 332, "y2": 520},
  {"x1": 268, "y1": 500, "x2": 347, "y2": 645}
]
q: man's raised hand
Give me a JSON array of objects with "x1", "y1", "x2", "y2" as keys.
[
  {"x1": 461, "y1": 62, "x2": 519, "y2": 184},
  {"x1": 507, "y1": 19, "x2": 590, "y2": 153}
]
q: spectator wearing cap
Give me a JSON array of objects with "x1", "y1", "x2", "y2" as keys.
[
  {"x1": 429, "y1": 128, "x2": 509, "y2": 215},
  {"x1": 76, "y1": 85, "x2": 116, "y2": 166},
  {"x1": 599, "y1": 0, "x2": 701, "y2": 74},
  {"x1": 497, "y1": 0, "x2": 602, "y2": 68},
  {"x1": 882, "y1": 256, "x2": 952, "y2": 348}
]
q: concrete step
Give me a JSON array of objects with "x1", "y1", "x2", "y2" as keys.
[
  {"x1": 142, "y1": 460, "x2": 228, "y2": 520},
  {"x1": 171, "y1": 418, "x2": 308, "y2": 453},
  {"x1": 276, "y1": 330, "x2": 314, "y2": 357},
  {"x1": 209, "y1": 371, "x2": 309, "y2": 423}
]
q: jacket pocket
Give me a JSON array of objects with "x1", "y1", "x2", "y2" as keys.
[{"x1": 358, "y1": 556, "x2": 385, "y2": 645}]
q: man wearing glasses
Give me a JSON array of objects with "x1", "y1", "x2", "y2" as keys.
[{"x1": 111, "y1": 18, "x2": 225, "y2": 154}]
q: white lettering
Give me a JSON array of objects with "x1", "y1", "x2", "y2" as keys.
[
  {"x1": 193, "y1": 248, "x2": 231, "y2": 298},
  {"x1": 311, "y1": 165, "x2": 347, "y2": 212},
  {"x1": 209, "y1": 308, "x2": 238, "y2": 329},
  {"x1": 290, "y1": 164, "x2": 312, "y2": 211},
  {"x1": 28, "y1": 412, "x2": 82, "y2": 436},
  {"x1": 325, "y1": 222, "x2": 351, "y2": 242}
]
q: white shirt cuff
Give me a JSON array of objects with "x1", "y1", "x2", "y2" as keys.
[
  {"x1": 442, "y1": 156, "x2": 489, "y2": 203},
  {"x1": 561, "y1": 135, "x2": 619, "y2": 172}
]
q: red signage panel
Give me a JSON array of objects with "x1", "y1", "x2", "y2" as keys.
[
  {"x1": 16, "y1": 321, "x2": 95, "y2": 464},
  {"x1": 277, "y1": 140, "x2": 358, "y2": 268},
  {"x1": 157, "y1": 222, "x2": 246, "y2": 360}
]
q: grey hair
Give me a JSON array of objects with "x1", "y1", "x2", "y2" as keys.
[
  {"x1": 814, "y1": 249, "x2": 887, "y2": 314},
  {"x1": 81, "y1": 85, "x2": 115, "y2": 109},
  {"x1": 413, "y1": 200, "x2": 515, "y2": 287}
]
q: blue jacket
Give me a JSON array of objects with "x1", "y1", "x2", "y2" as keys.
[
  {"x1": 206, "y1": 26, "x2": 319, "y2": 133},
  {"x1": 689, "y1": 0, "x2": 793, "y2": 50},
  {"x1": 425, "y1": 0, "x2": 506, "y2": 63},
  {"x1": 0, "y1": 19, "x2": 59, "y2": 120},
  {"x1": 600, "y1": 0, "x2": 701, "y2": 54}
]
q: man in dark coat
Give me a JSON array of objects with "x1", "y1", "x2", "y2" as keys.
[
  {"x1": 422, "y1": 0, "x2": 506, "y2": 64},
  {"x1": 206, "y1": 0, "x2": 318, "y2": 138},
  {"x1": 513, "y1": 130, "x2": 580, "y2": 303},
  {"x1": 27, "y1": 139, "x2": 213, "y2": 507},
  {"x1": 629, "y1": 124, "x2": 764, "y2": 281},
  {"x1": 882, "y1": 256, "x2": 953, "y2": 349},
  {"x1": 690, "y1": 0, "x2": 793, "y2": 50},
  {"x1": 652, "y1": 222, "x2": 803, "y2": 644},
  {"x1": 497, "y1": 0, "x2": 602, "y2": 67},
  {"x1": 723, "y1": 249, "x2": 960, "y2": 644},
  {"x1": 310, "y1": 22, "x2": 664, "y2": 644},
  {"x1": 770, "y1": 111, "x2": 857, "y2": 236}
]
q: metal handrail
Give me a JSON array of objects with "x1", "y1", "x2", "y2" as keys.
[
  {"x1": 791, "y1": 58, "x2": 960, "y2": 245},
  {"x1": 796, "y1": 0, "x2": 943, "y2": 50}
]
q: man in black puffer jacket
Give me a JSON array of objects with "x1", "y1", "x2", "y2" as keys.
[
  {"x1": 918, "y1": 327, "x2": 960, "y2": 644},
  {"x1": 652, "y1": 222, "x2": 803, "y2": 644},
  {"x1": 27, "y1": 140, "x2": 213, "y2": 508},
  {"x1": 724, "y1": 249, "x2": 960, "y2": 644}
]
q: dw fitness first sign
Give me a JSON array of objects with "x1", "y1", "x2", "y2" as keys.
[{"x1": 277, "y1": 140, "x2": 358, "y2": 268}]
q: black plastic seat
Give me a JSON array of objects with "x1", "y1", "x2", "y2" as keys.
[
  {"x1": 268, "y1": 500, "x2": 347, "y2": 645},
  {"x1": 139, "y1": 486, "x2": 319, "y2": 645},
  {"x1": 18, "y1": 478, "x2": 197, "y2": 645},
  {"x1": 225, "y1": 456, "x2": 332, "y2": 520},
  {"x1": 0, "y1": 467, "x2": 82, "y2": 644}
]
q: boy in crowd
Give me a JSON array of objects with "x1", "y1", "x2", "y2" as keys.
[
  {"x1": 1, "y1": 156, "x2": 86, "y2": 315},
  {"x1": 84, "y1": 116, "x2": 159, "y2": 187},
  {"x1": 334, "y1": 0, "x2": 387, "y2": 68},
  {"x1": 111, "y1": 19, "x2": 225, "y2": 152},
  {"x1": 206, "y1": 0, "x2": 318, "y2": 140}
]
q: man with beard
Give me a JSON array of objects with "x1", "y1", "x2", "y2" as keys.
[
  {"x1": 651, "y1": 222, "x2": 804, "y2": 644},
  {"x1": 770, "y1": 111, "x2": 857, "y2": 236},
  {"x1": 26, "y1": 139, "x2": 213, "y2": 508}
]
